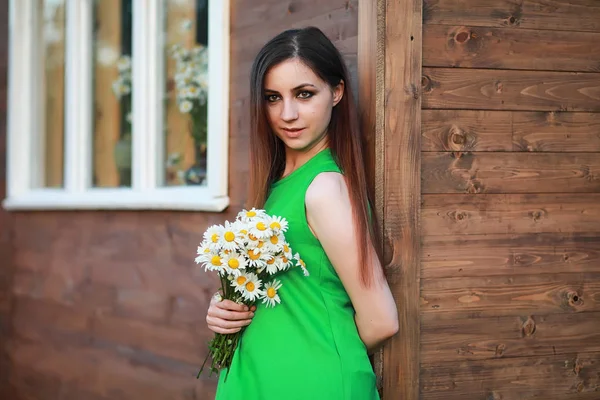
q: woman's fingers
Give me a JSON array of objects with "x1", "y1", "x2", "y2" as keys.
[
  {"x1": 207, "y1": 316, "x2": 253, "y2": 330},
  {"x1": 208, "y1": 306, "x2": 254, "y2": 321},
  {"x1": 215, "y1": 299, "x2": 249, "y2": 312}
]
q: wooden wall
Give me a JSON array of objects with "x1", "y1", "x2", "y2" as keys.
[
  {"x1": 419, "y1": 0, "x2": 600, "y2": 398},
  {"x1": 0, "y1": 1, "x2": 358, "y2": 399}
]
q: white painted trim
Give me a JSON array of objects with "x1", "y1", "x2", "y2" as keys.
[
  {"x1": 64, "y1": 0, "x2": 93, "y2": 192},
  {"x1": 207, "y1": 0, "x2": 230, "y2": 198},
  {"x1": 132, "y1": 0, "x2": 150, "y2": 190},
  {"x1": 3, "y1": 189, "x2": 229, "y2": 211},
  {"x1": 6, "y1": 0, "x2": 34, "y2": 197}
]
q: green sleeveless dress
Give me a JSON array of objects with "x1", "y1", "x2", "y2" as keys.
[{"x1": 215, "y1": 148, "x2": 379, "y2": 400}]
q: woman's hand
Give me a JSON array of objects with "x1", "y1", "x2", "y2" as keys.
[{"x1": 206, "y1": 294, "x2": 256, "y2": 334}]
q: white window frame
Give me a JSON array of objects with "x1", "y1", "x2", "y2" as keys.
[{"x1": 3, "y1": 0, "x2": 230, "y2": 212}]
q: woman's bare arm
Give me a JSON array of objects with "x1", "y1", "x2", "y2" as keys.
[{"x1": 305, "y1": 172, "x2": 399, "y2": 352}]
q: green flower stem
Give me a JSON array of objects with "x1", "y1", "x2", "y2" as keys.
[{"x1": 196, "y1": 275, "x2": 252, "y2": 380}]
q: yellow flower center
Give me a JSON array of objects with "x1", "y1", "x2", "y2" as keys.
[
  {"x1": 282, "y1": 256, "x2": 288, "y2": 263},
  {"x1": 283, "y1": 245, "x2": 289, "y2": 253},
  {"x1": 270, "y1": 221, "x2": 281, "y2": 230},
  {"x1": 228, "y1": 258, "x2": 240, "y2": 269},
  {"x1": 246, "y1": 282, "x2": 255, "y2": 292},
  {"x1": 224, "y1": 231, "x2": 235, "y2": 242},
  {"x1": 204, "y1": 248, "x2": 210, "y2": 253},
  {"x1": 240, "y1": 229, "x2": 248, "y2": 235},
  {"x1": 300, "y1": 259, "x2": 306, "y2": 267},
  {"x1": 211, "y1": 255, "x2": 221, "y2": 266},
  {"x1": 256, "y1": 222, "x2": 267, "y2": 231},
  {"x1": 211, "y1": 233, "x2": 219, "y2": 243},
  {"x1": 248, "y1": 249, "x2": 260, "y2": 261},
  {"x1": 236, "y1": 276, "x2": 247, "y2": 285},
  {"x1": 248, "y1": 233, "x2": 258, "y2": 241},
  {"x1": 267, "y1": 258, "x2": 275, "y2": 265},
  {"x1": 246, "y1": 211, "x2": 256, "y2": 217},
  {"x1": 258, "y1": 241, "x2": 265, "y2": 248},
  {"x1": 267, "y1": 287, "x2": 276, "y2": 298},
  {"x1": 270, "y1": 235, "x2": 279, "y2": 245}
]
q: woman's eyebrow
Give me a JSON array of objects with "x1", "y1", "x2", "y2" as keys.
[{"x1": 264, "y1": 83, "x2": 317, "y2": 93}]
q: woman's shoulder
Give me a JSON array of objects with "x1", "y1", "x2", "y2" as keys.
[{"x1": 305, "y1": 171, "x2": 347, "y2": 211}]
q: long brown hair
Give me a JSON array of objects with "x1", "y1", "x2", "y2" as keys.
[{"x1": 247, "y1": 27, "x2": 383, "y2": 287}]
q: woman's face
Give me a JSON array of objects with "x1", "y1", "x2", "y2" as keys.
[{"x1": 263, "y1": 58, "x2": 343, "y2": 152}]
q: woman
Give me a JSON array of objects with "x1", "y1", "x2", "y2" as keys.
[{"x1": 206, "y1": 27, "x2": 398, "y2": 400}]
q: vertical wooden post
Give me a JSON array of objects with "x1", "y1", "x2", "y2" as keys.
[
  {"x1": 357, "y1": 0, "x2": 386, "y2": 393},
  {"x1": 383, "y1": 0, "x2": 422, "y2": 398}
]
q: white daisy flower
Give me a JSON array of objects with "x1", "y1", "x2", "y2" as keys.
[
  {"x1": 205, "y1": 252, "x2": 225, "y2": 274},
  {"x1": 264, "y1": 256, "x2": 279, "y2": 275},
  {"x1": 179, "y1": 100, "x2": 193, "y2": 113},
  {"x1": 248, "y1": 218, "x2": 273, "y2": 240},
  {"x1": 194, "y1": 241, "x2": 212, "y2": 265},
  {"x1": 231, "y1": 273, "x2": 249, "y2": 294},
  {"x1": 282, "y1": 243, "x2": 293, "y2": 260},
  {"x1": 262, "y1": 280, "x2": 282, "y2": 308},
  {"x1": 203, "y1": 225, "x2": 224, "y2": 251},
  {"x1": 245, "y1": 247, "x2": 269, "y2": 269},
  {"x1": 244, "y1": 232, "x2": 260, "y2": 250},
  {"x1": 237, "y1": 208, "x2": 267, "y2": 223},
  {"x1": 222, "y1": 252, "x2": 247, "y2": 277},
  {"x1": 220, "y1": 221, "x2": 244, "y2": 252},
  {"x1": 117, "y1": 55, "x2": 131, "y2": 72},
  {"x1": 267, "y1": 215, "x2": 288, "y2": 233},
  {"x1": 276, "y1": 254, "x2": 292, "y2": 272},
  {"x1": 294, "y1": 253, "x2": 309, "y2": 276},
  {"x1": 240, "y1": 273, "x2": 264, "y2": 302},
  {"x1": 265, "y1": 233, "x2": 285, "y2": 253}
]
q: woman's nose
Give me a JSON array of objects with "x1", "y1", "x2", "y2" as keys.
[{"x1": 280, "y1": 99, "x2": 298, "y2": 122}]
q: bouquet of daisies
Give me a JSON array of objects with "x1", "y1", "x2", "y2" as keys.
[{"x1": 194, "y1": 208, "x2": 308, "y2": 378}]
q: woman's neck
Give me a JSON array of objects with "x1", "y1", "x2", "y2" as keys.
[{"x1": 282, "y1": 138, "x2": 329, "y2": 178}]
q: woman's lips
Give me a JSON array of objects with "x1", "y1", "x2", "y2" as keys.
[{"x1": 282, "y1": 127, "x2": 305, "y2": 138}]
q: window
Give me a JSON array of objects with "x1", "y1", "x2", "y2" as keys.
[{"x1": 4, "y1": 0, "x2": 230, "y2": 211}]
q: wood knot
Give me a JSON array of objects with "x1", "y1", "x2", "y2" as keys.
[
  {"x1": 573, "y1": 358, "x2": 583, "y2": 376},
  {"x1": 530, "y1": 210, "x2": 546, "y2": 222},
  {"x1": 567, "y1": 291, "x2": 583, "y2": 306},
  {"x1": 455, "y1": 31, "x2": 470, "y2": 43},
  {"x1": 451, "y1": 129, "x2": 466, "y2": 145},
  {"x1": 421, "y1": 75, "x2": 433, "y2": 92},
  {"x1": 495, "y1": 81, "x2": 503, "y2": 93},
  {"x1": 467, "y1": 181, "x2": 482, "y2": 194},
  {"x1": 494, "y1": 343, "x2": 506, "y2": 357},
  {"x1": 508, "y1": 15, "x2": 518, "y2": 25},
  {"x1": 522, "y1": 316, "x2": 536, "y2": 337},
  {"x1": 448, "y1": 211, "x2": 467, "y2": 221}
]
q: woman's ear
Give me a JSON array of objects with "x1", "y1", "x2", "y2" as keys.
[{"x1": 332, "y1": 80, "x2": 345, "y2": 106}]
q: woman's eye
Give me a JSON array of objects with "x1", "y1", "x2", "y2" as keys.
[
  {"x1": 265, "y1": 94, "x2": 279, "y2": 102},
  {"x1": 298, "y1": 91, "x2": 313, "y2": 99}
]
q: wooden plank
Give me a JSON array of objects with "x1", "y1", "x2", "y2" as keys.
[
  {"x1": 423, "y1": 0, "x2": 600, "y2": 33},
  {"x1": 513, "y1": 111, "x2": 600, "y2": 152},
  {"x1": 421, "y1": 311, "x2": 600, "y2": 363},
  {"x1": 383, "y1": 0, "x2": 421, "y2": 397},
  {"x1": 422, "y1": 110, "x2": 513, "y2": 151},
  {"x1": 93, "y1": 1, "x2": 122, "y2": 187},
  {"x1": 42, "y1": 1, "x2": 65, "y2": 188},
  {"x1": 422, "y1": 193, "x2": 600, "y2": 236},
  {"x1": 357, "y1": 0, "x2": 385, "y2": 393},
  {"x1": 422, "y1": 232, "x2": 600, "y2": 279},
  {"x1": 422, "y1": 152, "x2": 600, "y2": 194},
  {"x1": 422, "y1": 110, "x2": 600, "y2": 152},
  {"x1": 165, "y1": 1, "x2": 197, "y2": 186},
  {"x1": 421, "y1": 351, "x2": 600, "y2": 399},
  {"x1": 422, "y1": 68, "x2": 600, "y2": 112},
  {"x1": 423, "y1": 25, "x2": 600, "y2": 72},
  {"x1": 421, "y1": 272, "x2": 600, "y2": 316}
]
